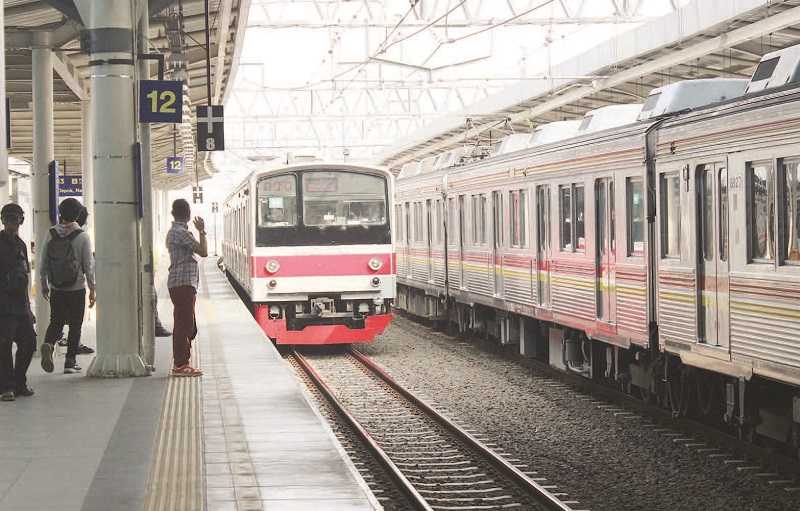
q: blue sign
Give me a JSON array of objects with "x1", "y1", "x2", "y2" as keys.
[
  {"x1": 139, "y1": 80, "x2": 183, "y2": 123},
  {"x1": 166, "y1": 156, "x2": 184, "y2": 174},
  {"x1": 58, "y1": 175, "x2": 83, "y2": 197}
]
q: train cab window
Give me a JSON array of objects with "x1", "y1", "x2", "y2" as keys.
[
  {"x1": 257, "y1": 174, "x2": 297, "y2": 227},
  {"x1": 509, "y1": 190, "x2": 528, "y2": 248},
  {"x1": 660, "y1": 173, "x2": 681, "y2": 258},
  {"x1": 747, "y1": 161, "x2": 775, "y2": 262},
  {"x1": 559, "y1": 184, "x2": 585, "y2": 252},
  {"x1": 302, "y1": 171, "x2": 386, "y2": 226},
  {"x1": 780, "y1": 158, "x2": 800, "y2": 264}
]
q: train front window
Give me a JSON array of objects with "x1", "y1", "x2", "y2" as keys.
[
  {"x1": 302, "y1": 171, "x2": 386, "y2": 227},
  {"x1": 257, "y1": 174, "x2": 297, "y2": 227}
]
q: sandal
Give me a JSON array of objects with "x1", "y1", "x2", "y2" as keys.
[{"x1": 171, "y1": 364, "x2": 203, "y2": 377}]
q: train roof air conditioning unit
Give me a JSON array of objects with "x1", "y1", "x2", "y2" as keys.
[
  {"x1": 638, "y1": 79, "x2": 748, "y2": 121},
  {"x1": 493, "y1": 133, "x2": 532, "y2": 156},
  {"x1": 529, "y1": 120, "x2": 582, "y2": 146},
  {"x1": 578, "y1": 104, "x2": 643, "y2": 134},
  {"x1": 419, "y1": 155, "x2": 437, "y2": 174},
  {"x1": 398, "y1": 161, "x2": 421, "y2": 179},
  {"x1": 745, "y1": 44, "x2": 800, "y2": 94}
]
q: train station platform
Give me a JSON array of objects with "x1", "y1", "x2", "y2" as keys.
[{"x1": 0, "y1": 260, "x2": 380, "y2": 511}]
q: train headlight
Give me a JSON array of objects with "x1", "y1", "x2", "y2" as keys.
[
  {"x1": 265, "y1": 259, "x2": 280, "y2": 274},
  {"x1": 268, "y1": 279, "x2": 277, "y2": 289},
  {"x1": 368, "y1": 258, "x2": 383, "y2": 271},
  {"x1": 371, "y1": 277, "x2": 381, "y2": 287}
]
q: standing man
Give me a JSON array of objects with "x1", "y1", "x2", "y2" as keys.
[
  {"x1": 167, "y1": 199, "x2": 207, "y2": 377},
  {"x1": 0, "y1": 203, "x2": 35, "y2": 401},
  {"x1": 39, "y1": 198, "x2": 96, "y2": 374}
]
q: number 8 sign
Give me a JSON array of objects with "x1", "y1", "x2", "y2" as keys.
[{"x1": 139, "y1": 80, "x2": 184, "y2": 124}]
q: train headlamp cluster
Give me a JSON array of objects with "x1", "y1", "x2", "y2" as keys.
[
  {"x1": 265, "y1": 260, "x2": 280, "y2": 274},
  {"x1": 368, "y1": 258, "x2": 383, "y2": 271}
]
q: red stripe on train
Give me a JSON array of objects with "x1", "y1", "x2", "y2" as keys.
[{"x1": 251, "y1": 253, "x2": 394, "y2": 278}]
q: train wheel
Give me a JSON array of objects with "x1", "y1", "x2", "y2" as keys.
[{"x1": 668, "y1": 362, "x2": 693, "y2": 418}]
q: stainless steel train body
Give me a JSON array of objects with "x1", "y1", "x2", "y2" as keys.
[{"x1": 395, "y1": 71, "x2": 800, "y2": 450}]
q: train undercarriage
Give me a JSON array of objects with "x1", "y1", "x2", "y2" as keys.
[{"x1": 397, "y1": 283, "x2": 800, "y2": 459}]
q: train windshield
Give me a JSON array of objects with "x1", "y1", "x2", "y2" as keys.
[
  {"x1": 302, "y1": 171, "x2": 386, "y2": 227},
  {"x1": 255, "y1": 169, "x2": 391, "y2": 247}
]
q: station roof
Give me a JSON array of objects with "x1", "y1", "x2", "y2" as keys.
[
  {"x1": 376, "y1": 0, "x2": 800, "y2": 170},
  {"x1": 4, "y1": 0, "x2": 249, "y2": 188}
]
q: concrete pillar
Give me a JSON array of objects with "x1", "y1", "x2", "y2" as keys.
[
  {"x1": 138, "y1": 1, "x2": 155, "y2": 370},
  {"x1": 81, "y1": 100, "x2": 94, "y2": 242},
  {"x1": 0, "y1": 3, "x2": 9, "y2": 205},
  {"x1": 32, "y1": 34, "x2": 53, "y2": 349},
  {"x1": 82, "y1": 0, "x2": 148, "y2": 377}
]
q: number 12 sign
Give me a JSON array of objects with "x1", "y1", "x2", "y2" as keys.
[{"x1": 139, "y1": 80, "x2": 183, "y2": 124}]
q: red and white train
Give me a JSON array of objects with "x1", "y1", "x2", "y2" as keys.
[
  {"x1": 223, "y1": 163, "x2": 395, "y2": 344},
  {"x1": 395, "y1": 45, "x2": 800, "y2": 451}
]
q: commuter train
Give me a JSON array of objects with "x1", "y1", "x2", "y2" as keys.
[
  {"x1": 395, "y1": 44, "x2": 800, "y2": 453},
  {"x1": 223, "y1": 163, "x2": 395, "y2": 344}
]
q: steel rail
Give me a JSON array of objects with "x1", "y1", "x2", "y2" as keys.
[
  {"x1": 290, "y1": 350, "x2": 433, "y2": 511},
  {"x1": 349, "y1": 348, "x2": 574, "y2": 511}
]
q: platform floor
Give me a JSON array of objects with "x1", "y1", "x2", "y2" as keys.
[{"x1": 0, "y1": 260, "x2": 379, "y2": 511}]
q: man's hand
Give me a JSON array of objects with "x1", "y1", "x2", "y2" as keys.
[
  {"x1": 193, "y1": 216, "x2": 206, "y2": 233},
  {"x1": 42, "y1": 288, "x2": 49, "y2": 301},
  {"x1": 89, "y1": 289, "x2": 96, "y2": 308}
]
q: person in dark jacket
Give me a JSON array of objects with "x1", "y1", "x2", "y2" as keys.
[{"x1": 0, "y1": 203, "x2": 35, "y2": 401}]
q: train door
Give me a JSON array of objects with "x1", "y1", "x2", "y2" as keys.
[
  {"x1": 426, "y1": 199, "x2": 433, "y2": 281},
  {"x1": 696, "y1": 164, "x2": 730, "y2": 348},
  {"x1": 536, "y1": 185, "x2": 551, "y2": 306},
  {"x1": 492, "y1": 190, "x2": 503, "y2": 295},
  {"x1": 595, "y1": 178, "x2": 617, "y2": 322},
  {"x1": 458, "y1": 195, "x2": 466, "y2": 287}
]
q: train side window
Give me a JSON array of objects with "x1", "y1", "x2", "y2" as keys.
[
  {"x1": 747, "y1": 160, "x2": 775, "y2": 262},
  {"x1": 257, "y1": 174, "x2": 297, "y2": 227},
  {"x1": 447, "y1": 197, "x2": 457, "y2": 245},
  {"x1": 472, "y1": 194, "x2": 487, "y2": 245},
  {"x1": 780, "y1": 158, "x2": 800, "y2": 264},
  {"x1": 560, "y1": 185, "x2": 572, "y2": 250},
  {"x1": 471, "y1": 195, "x2": 479, "y2": 244},
  {"x1": 660, "y1": 173, "x2": 681, "y2": 258},
  {"x1": 509, "y1": 190, "x2": 528, "y2": 248},
  {"x1": 414, "y1": 202, "x2": 423, "y2": 242},
  {"x1": 480, "y1": 194, "x2": 488, "y2": 244},
  {"x1": 437, "y1": 199, "x2": 444, "y2": 243}
]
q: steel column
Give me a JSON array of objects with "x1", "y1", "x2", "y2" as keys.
[
  {"x1": 0, "y1": 2, "x2": 8, "y2": 205},
  {"x1": 32, "y1": 34, "x2": 53, "y2": 350},
  {"x1": 81, "y1": 100, "x2": 94, "y2": 241},
  {"x1": 138, "y1": 0, "x2": 155, "y2": 371},
  {"x1": 82, "y1": 0, "x2": 148, "y2": 377}
]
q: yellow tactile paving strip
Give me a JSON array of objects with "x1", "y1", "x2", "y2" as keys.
[{"x1": 143, "y1": 347, "x2": 204, "y2": 511}]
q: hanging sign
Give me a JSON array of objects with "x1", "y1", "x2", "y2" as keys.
[
  {"x1": 166, "y1": 156, "x2": 184, "y2": 174},
  {"x1": 139, "y1": 80, "x2": 183, "y2": 124},
  {"x1": 196, "y1": 105, "x2": 225, "y2": 151},
  {"x1": 58, "y1": 175, "x2": 83, "y2": 197}
]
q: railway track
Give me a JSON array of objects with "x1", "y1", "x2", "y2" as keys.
[{"x1": 290, "y1": 347, "x2": 583, "y2": 511}]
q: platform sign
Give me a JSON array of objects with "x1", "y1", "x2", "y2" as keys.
[
  {"x1": 139, "y1": 80, "x2": 183, "y2": 124},
  {"x1": 196, "y1": 105, "x2": 224, "y2": 151},
  {"x1": 192, "y1": 186, "x2": 204, "y2": 204},
  {"x1": 166, "y1": 156, "x2": 184, "y2": 174},
  {"x1": 58, "y1": 175, "x2": 82, "y2": 197}
]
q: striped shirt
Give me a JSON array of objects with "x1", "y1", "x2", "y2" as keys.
[{"x1": 166, "y1": 221, "x2": 199, "y2": 289}]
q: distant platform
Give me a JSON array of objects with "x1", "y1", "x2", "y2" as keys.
[{"x1": 0, "y1": 260, "x2": 379, "y2": 511}]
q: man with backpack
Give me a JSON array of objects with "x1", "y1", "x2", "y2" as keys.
[
  {"x1": 39, "y1": 198, "x2": 96, "y2": 374},
  {"x1": 0, "y1": 203, "x2": 35, "y2": 401}
]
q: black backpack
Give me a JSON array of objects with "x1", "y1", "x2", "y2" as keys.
[{"x1": 46, "y1": 228, "x2": 82, "y2": 288}]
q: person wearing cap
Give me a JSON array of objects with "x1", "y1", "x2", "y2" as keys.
[
  {"x1": 0, "y1": 203, "x2": 35, "y2": 401},
  {"x1": 38, "y1": 198, "x2": 96, "y2": 374}
]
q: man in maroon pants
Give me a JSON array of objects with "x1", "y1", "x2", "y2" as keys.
[{"x1": 166, "y1": 199, "x2": 207, "y2": 377}]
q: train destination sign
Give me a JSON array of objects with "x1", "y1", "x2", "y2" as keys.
[
  {"x1": 197, "y1": 105, "x2": 225, "y2": 152},
  {"x1": 166, "y1": 156, "x2": 184, "y2": 174},
  {"x1": 139, "y1": 80, "x2": 183, "y2": 124}
]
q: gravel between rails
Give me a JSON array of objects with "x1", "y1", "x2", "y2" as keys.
[{"x1": 358, "y1": 315, "x2": 800, "y2": 511}]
